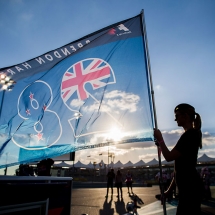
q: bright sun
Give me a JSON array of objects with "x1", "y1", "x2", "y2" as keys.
[{"x1": 108, "y1": 127, "x2": 123, "y2": 141}]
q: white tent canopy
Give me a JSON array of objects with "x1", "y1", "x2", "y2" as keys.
[
  {"x1": 114, "y1": 160, "x2": 124, "y2": 168},
  {"x1": 145, "y1": 158, "x2": 159, "y2": 166},
  {"x1": 134, "y1": 160, "x2": 145, "y2": 167},
  {"x1": 123, "y1": 161, "x2": 133, "y2": 168},
  {"x1": 161, "y1": 160, "x2": 174, "y2": 165},
  {"x1": 197, "y1": 154, "x2": 215, "y2": 163},
  {"x1": 85, "y1": 161, "x2": 99, "y2": 169},
  {"x1": 97, "y1": 160, "x2": 106, "y2": 168},
  {"x1": 60, "y1": 154, "x2": 215, "y2": 169},
  {"x1": 74, "y1": 160, "x2": 89, "y2": 168},
  {"x1": 53, "y1": 161, "x2": 73, "y2": 167}
]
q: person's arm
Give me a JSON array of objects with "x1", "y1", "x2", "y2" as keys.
[
  {"x1": 159, "y1": 141, "x2": 181, "y2": 162},
  {"x1": 154, "y1": 128, "x2": 181, "y2": 161}
]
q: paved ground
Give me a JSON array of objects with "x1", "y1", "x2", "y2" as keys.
[
  {"x1": 71, "y1": 185, "x2": 215, "y2": 215},
  {"x1": 71, "y1": 186, "x2": 159, "y2": 215}
]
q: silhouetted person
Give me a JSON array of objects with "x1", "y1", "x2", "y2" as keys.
[
  {"x1": 125, "y1": 170, "x2": 133, "y2": 193},
  {"x1": 106, "y1": 168, "x2": 115, "y2": 198},
  {"x1": 154, "y1": 103, "x2": 203, "y2": 214},
  {"x1": 37, "y1": 158, "x2": 54, "y2": 176},
  {"x1": 18, "y1": 164, "x2": 34, "y2": 176},
  {"x1": 201, "y1": 166, "x2": 212, "y2": 200},
  {"x1": 115, "y1": 169, "x2": 123, "y2": 198}
]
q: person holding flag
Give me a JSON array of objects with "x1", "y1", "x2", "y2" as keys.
[{"x1": 154, "y1": 103, "x2": 203, "y2": 215}]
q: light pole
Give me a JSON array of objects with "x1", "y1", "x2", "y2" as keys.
[
  {"x1": 93, "y1": 162, "x2": 97, "y2": 183},
  {"x1": 99, "y1": 153, "x2": 103, "y2": 181},
  {"x1": 112, "y1": 155, "x2": 115, "y2": 168},
  {"x1": 0, "y1": 74, "x2": 16, "y2": 174},
  {"x1": 0, "y1": 74, "x2": 15, "y2": 91},
  {"x1": 108, "y1": 146, "x2": 109, "y2": 169},
  {"x1": 87, "y1": 155, "x2": 91, "y2": 181},
  {"x1": 87, "y1": 155, "x2": 91, "y2": 163},
  {"x1": 4, "y1": 153, "x2": 8, "y2": 175},
  {"x1": 104, "y1": 164, "x2": 107, "y2": 181},
  {"x1": 106, "y1": 140, "x2": 111, "y2": 169},
  {"x1": 99, "y1": 162, "x2": 103, "y2": 181},
  {"x1": 108, "y1": 153, "x2": 112, "y2": 170},
  {"x1": 108, "y1": 153, "x2": 115, "y2": 168}
]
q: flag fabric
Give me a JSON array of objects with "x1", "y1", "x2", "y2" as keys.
[{"x1": 0, "y1": 13, "x2": 154, "y2": 168}]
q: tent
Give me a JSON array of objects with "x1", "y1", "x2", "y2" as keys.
[
  {"x1": 161, "y1": 160, "x2": 174, "y2": 165},
  {"x1": 85, "y1": 161, "x2": 98, "y2": 169},
  {"x1": 97, "y1": 160, "x2": 106, "y2": 168},
  {"x1": 113, "y1": 160, "x2": 124, "y2": 168},
  {"x1": 134, "y1": 160, "x2": 145, "y2": 167},
  {"x1": 74, "y1": 161, "x2": 89, "y2": 168},
  {"x1": 197, "y1": 154, "x2": 215, "y2": 163},
  {"x1": 145, "y1": 158, "x2": 159, "y2": 166},
  {"x1": 108, "y1": 161, "x2": 114, "y2": 169},
  {"x1": 123, "y1": 161, "x2": 134, "y2": 168},
  {"x1": 53, "y1": 161, "x2": 73, "y2": 168}
]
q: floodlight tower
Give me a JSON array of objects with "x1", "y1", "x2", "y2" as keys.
[{"x1": 0, "y1": 73, "x2": 16, "y2": 175}]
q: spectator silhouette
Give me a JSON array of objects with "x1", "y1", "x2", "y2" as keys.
[
  {"x1": 115, "y1": 169, "x2": 123, "y2": 199},
  {"x1": 105, "y1": 168, "x2": 115, "y2": 198},
  {"x1": 125, "y1": 170, "x2": 133, "y2": 194},
  {"x1": 201, "y1": 166, "x2": 212, "y2": 200},
  {"x1": 37, "y1": 158, "x2": 54, "y2": 176}
]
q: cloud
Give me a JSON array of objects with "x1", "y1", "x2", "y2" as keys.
[
  {"x1": 160, "y1": 129, "x2": 215, "y2": 158},
  {"x1": 76, "y1": 145, "x2": 129, "y2": 164},
  {"x1": 105, "y1": 90, "x2": 140, "y2": 113},
  {"x1": 83, "y1": 90, "x2": 140, "y2": 114},
  {"x1": 161, "y1": 129, "x2": 183, "y2": 147},
  {"x1": 199, "y1": 147, "x2": 215, "y2": 155},
  {"x1": 88, "y1": 133, "x2": 109, "y2": 145},
  {"x1": 161, "y1": 129, "x2": 215, "y2": 148},
  {"x1": 202, "y1": 134, "x2": 215, "y2": 146},
  {"x1": 116, "y1": 141, "x2": 154, "y2": 150},
  {"x1": 70, "y1": 99, "x2": 85, "y2": 107},
  {"x1": 0, "y1": 134, "x2": 9, "y2": 148},
  {"x1": 139, "y1": 152, "x2": 158, "y2": 161},
  {"x1": 75, "y1": 129, "x2": 215, "y2": 165}
]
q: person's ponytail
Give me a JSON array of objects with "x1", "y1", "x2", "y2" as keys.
[
  {"x1": 194, "y1": 113, "x2": 202, "y2": 149},
  {"x1": 194, "y1": 113, "x2": 201, "y2": 130}
]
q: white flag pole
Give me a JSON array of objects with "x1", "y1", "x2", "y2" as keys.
[{"x1": 140, "y1": 9, "x2": 167, "y2": 215}]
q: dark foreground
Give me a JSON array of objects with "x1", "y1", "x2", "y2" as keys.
[{"x1": 71, "y1": 184, "x2": 215, "y2": 215}]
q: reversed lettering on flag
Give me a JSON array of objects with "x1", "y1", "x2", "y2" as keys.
[{"x1": 0, "y1": 14, "x2": 155, "y2": 168}]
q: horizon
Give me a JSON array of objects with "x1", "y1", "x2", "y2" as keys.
[{"x1": 1, "y1": 0, "x2": 215, "y2": 175}]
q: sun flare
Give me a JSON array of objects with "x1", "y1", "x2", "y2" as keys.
[{"x1": 108, "y1": 127, "x2": 123, "y2": 141}]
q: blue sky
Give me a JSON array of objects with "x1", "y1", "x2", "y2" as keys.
[{"x1": 1, "y1": 0, "x2": 215, "y2": 174}]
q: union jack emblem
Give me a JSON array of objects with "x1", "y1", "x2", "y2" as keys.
[{"x1": 61, "y1": 58, "x2": 115, "y2": 104}]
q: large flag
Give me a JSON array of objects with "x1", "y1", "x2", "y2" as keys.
[{"x1": 0, "y1": 12, "x2": 155, "y2": 168}]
